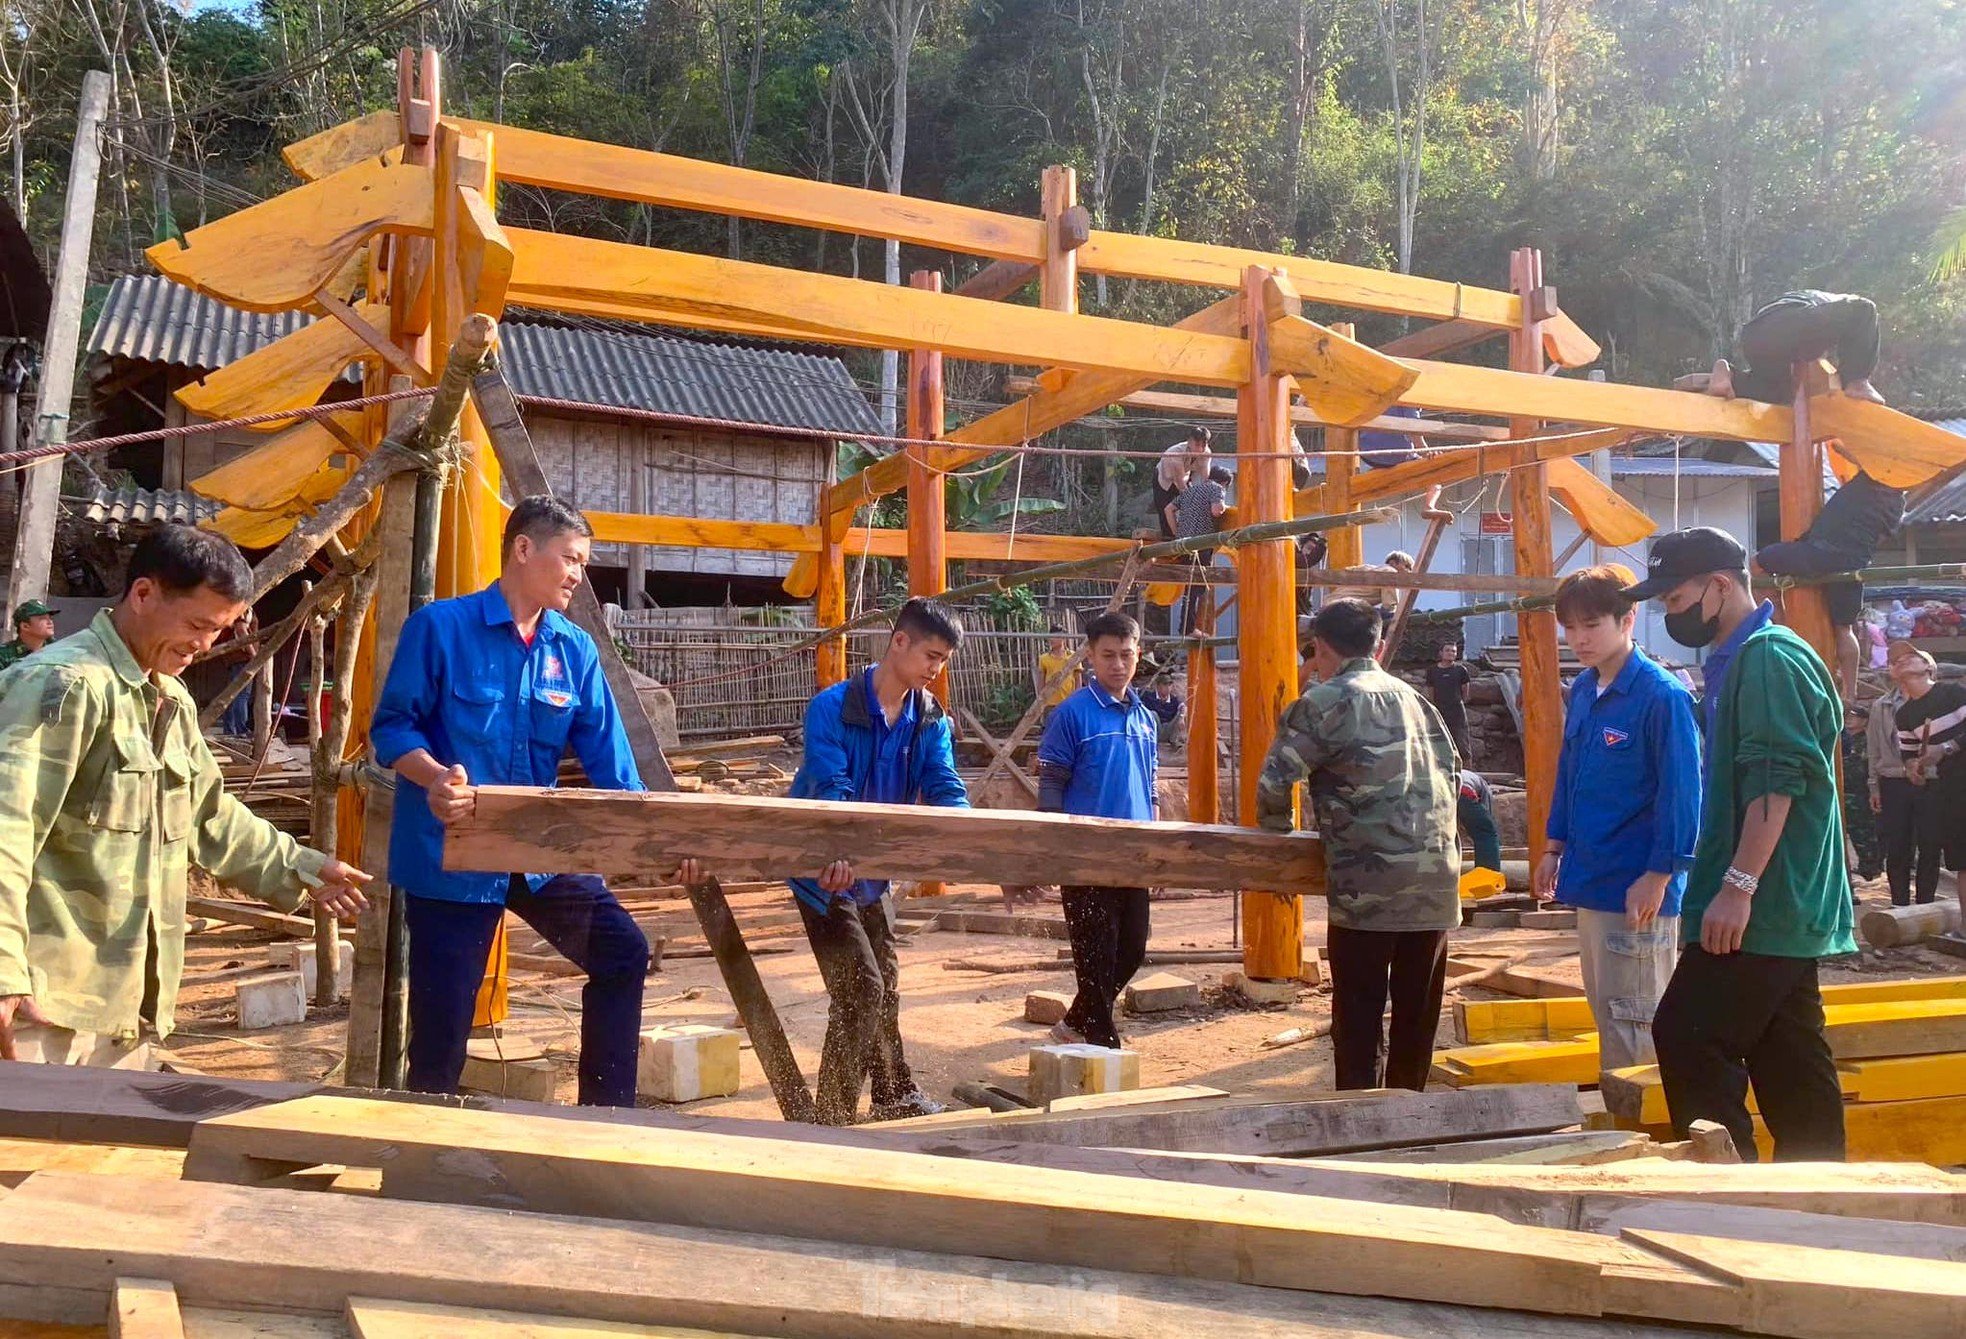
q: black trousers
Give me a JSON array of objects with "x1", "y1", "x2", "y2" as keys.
[
  {"x1": 1878, "y1": 775, "x2": 1922, "y2": 906},
  {"x1": 1909, "y1": 780, "x2": 1953, "y2": 905},
  {"x1": 1061, "y1": 886, "x2": 1151, "y2": 1049},
  {"x1": 798, "y1": 894, "x2": 916, "y2": 1124},
  {"x1": 1653, "y1": 945, "x2": 1847, "y2": 1163},
  {"x1": 1735, "y1": 295, "x2": 1880, "y2": 403},
  {"x1": 1325, "y1": 925, "x2": 1450, "y2": 1092}
]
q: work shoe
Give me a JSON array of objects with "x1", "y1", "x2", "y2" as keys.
[
  {"x1": 869, "y1": 1088, "x2": 947, "y2": 1121},
  {"x1": 1049, "y1": 1020, "x2": 1087, "y2": 1045}
]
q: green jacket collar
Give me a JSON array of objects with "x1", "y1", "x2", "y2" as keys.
[{"x1": 88, "y1": 608, "x2": 150, "y2": 691}]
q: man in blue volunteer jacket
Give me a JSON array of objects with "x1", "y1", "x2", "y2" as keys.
[
  {"x1": 1037, "y1": 611, "x2": 1161, "y2": 1050},
  {"x1": 787, "y1": 597, "x2": 969, "y2": 1124},
  {"x1": 372, "y1": 496, "x2": 649, "y2": 1106},
  {"x1": 1534, "y1": 565, "x2": 1702, "y2": 1071}
]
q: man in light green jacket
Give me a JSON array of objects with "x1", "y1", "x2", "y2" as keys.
[{"x1": 0, "y1": 526, "x2": 370, "y2": 1065}]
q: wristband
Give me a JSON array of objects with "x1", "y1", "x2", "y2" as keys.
[{"x1": 1722, "y1": 866, "x2": 1759, "y2": 896}]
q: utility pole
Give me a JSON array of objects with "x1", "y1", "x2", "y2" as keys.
[{"x1": 9, "y1": 70, "x2": 109, "y2": 611}]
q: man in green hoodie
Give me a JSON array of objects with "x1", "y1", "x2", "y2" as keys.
[{"x1": 1624, "y1": 529, "x2": 1854, "y2": 1162}]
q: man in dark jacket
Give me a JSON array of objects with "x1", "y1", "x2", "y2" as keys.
[
  {"x1": 785, "y1": 597, "x2": 970, "y2": 1123},
  {"x1": 1625, "y1": 528, "x2": 1855, "y2": 1162}
]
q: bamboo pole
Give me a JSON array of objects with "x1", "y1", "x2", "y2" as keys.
[
  {"x1": 197, "y1": 558, "x2": 362, "y2": 727},
  {"x1": 311, "y1": 564, "x2": 378, "y2": 1007}
]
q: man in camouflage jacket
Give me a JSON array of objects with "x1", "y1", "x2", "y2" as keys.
[
  {"x1": 0, "y1": 526, "x2": 370, "y2": 1066},
  {"x1": 1258, "y1": 598, "x2": 1461, "y2": 1091}
]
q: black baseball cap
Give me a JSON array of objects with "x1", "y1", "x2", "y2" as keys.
[{"x1": 1621, "y1": 527, "x2": 1749, "y2": 600}]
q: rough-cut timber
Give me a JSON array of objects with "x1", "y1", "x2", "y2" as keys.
[{"x1": 444, "y1": 787, "x2": 1329, "y2": 895}]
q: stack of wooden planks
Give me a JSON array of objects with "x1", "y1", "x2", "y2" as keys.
[
  {"x1": 1436, "y1": 976, "x2": 1966, "y2": 1164},
  {"x1": 0, "y1": 1064, "x2": 1964, "y2": 1338}
]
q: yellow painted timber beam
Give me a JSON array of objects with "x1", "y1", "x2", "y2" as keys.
[
  {"x1": 582, "y1": 510, "x2": 1135, "y2": 564},
  {"x1": 1459, "y1": 976, "x2": 1966, "y2": 1046},
  {"x1": 203, "y1": 467, "x2": 351, "y2": 548},
  {"x1": 1395, "y1": 358, "x2": 1795, "y2": 443},
  {"x1": 1547, "y1": 455, "x2": 1657, "y2": 547},
  {"x1": 283, "y1": 109, "x2": 400, "y2": 182},
  {"x1": 1836, "y1": 1053, "x2": 1966, "y2": 1105},
  {"x1": 174, "y1": 303, "x2": 386, "y2": 424},
  {"x1": 823, "y1": 294, "x2": 1246, "y2": 528},
  {"x1": 1041, "y1": 384, "x2": 1512, "y2": 441},
  {"x1": 1808, "y1": 395, "x2": 1966, "y2": 488},
  {"x1": 1431, "y1": 1037, "x2": 1602, "y2": 1088},
  {"x1": 1294, "y1": 426, "x2": 1637, "y2": 517},
  {"x1": 507, "y1": 229, "x2": 1253, "y2": 387},
  {"x1": 190, "y1": 413, "x2": 366, "y2": 511},
  {"x1": 148, "y1": 155, "x2": 433, "y2": 313},
  {"x1": 291, "y1": 115, "x2": 1532, "y2": 328},
  {"x1": 1267, "y1": 314, "x2": 1418, "y2": 426}
]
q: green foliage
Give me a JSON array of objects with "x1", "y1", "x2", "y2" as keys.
[{"x1": 978, "y1": 584, "x2": 1046, "y2": 631}]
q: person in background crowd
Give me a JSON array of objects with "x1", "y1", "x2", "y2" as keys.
[
  {"x1": 1869, "y1": 640, "x2": 1923, "y2": 907},
  {"x1": 1035, "y1": 629, "x2": 1079, "y2": 719},
  {"x1": 1152, "y1": 426, "x2": 1212, "y2": 540},
  {"x1": 1755, "y1": 467, "x2": 1905, "y2": 703},
  {"x1": 1457, "y1": 769, "x2": 1503, "y2": 876},
  {"x1": 0, "y1": 599, "x2": 57, "y2": 673},
  {"x1": 1842, "y1": 703, "x2": 1882, "y2": 888},
  {"x1": 1426, "y1": 641, "x2": 1476, "y2": 765},
  {"x1": 1626, "y1": 527, "x2": 1853, "y2": 1162},
  {"x1": 1894, "y1": 648, "x2": 1966, "y2": 904}
]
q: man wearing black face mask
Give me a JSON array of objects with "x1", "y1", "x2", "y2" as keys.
[{"x1": 1623, "y1": 529, "x2": 1854, "y2": 1162}]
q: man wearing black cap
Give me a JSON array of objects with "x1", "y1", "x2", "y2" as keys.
[
  {"x1": 0, "y1": 600, "x2": 56, "y2": 672},
  {"x1": 1623, "y1": 528, "x2": 1854, "y2": 1161}
]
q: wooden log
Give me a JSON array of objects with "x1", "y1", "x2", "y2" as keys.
[
  {"x1": 184, "y1": 898, "x2": 353, "y2": 940},
  {"x1": 1862, "y1": 900, "x2": 1962, "y2": 948},
  {"x1": 0, "y1": 1170, "x2": 1720, "y2": 1339},
  {"x1": 444, "y1": 787, "x2": 1329, "y2": 896},
  {"x1": 173, "y1": 1094, "x2": 1743, "y2": 1328}
]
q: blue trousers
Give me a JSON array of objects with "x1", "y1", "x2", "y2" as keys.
[{"x1": 405, "y1": 874, "x2": 649, "y2": 1106}]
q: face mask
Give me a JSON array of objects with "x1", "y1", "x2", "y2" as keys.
[{"x1": 1664, "y1": 580, "x2": 1720, "y2": 649}]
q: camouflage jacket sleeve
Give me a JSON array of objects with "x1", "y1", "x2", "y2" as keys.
[
  {"x1": 0, "y1": 668, "x2": 97, "y2": 995},
  {"x1": 1255, "y1": 694, "x2": 1333, "y2": 833},
  {"x1": 177, "y1": 704, "x2": 327, "y2": 912}
]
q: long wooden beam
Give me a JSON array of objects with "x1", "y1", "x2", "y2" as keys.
[
  {"x1": 1293, "y1": 426, "x2": 1638, "y2": 516},
  {"x1": 507, "y1": 228, "x2": 1254, "y2": 386},
  {"x1": 581, "y1": 510, "x2": 1134, "y2": 562},
  {"x1": 1007, "y1": 381, "x2": 1514, "y2": 441},
  {"x1": 445, "y1": 787, "x2": 1329, "y2": 896}
]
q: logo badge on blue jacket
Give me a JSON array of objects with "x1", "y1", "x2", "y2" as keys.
[{"x1": 1603, "y1": 727, "x2": 1630, "y2": 748}]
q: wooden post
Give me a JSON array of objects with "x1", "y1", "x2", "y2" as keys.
[
  {"x1": 1039, "y1": 166, "x2": 1079, "y2": 314},
  {"x1": 8, "y1": 70, "x2": 107, "y2": 611},
  {"x1": 250, "y1": 657, "x2": 274, "y2": 758},
  {"x1": 1777, "y1": 370, "x2": 1838, "y2": 668},
  {"x1": 1237, "y1": 266, "x2": 1302, "y2": 981},
  {"x1": 1506, "y1": 248, "x2": 1561, "y2": 863},
  {"x1": 625, "y1": 440, "x2": 649, "y2": 610},
  {"x1": 1323, "y1": 323, "x2": 1362, "y2": 571},
  {"x1": 905, "y1": 269, "x2": 948, "y2": 704},
  {"x1": 815, "y1": 518, "x2": 847, "y2": 688},
  {"x1": 1187, "y1": 599, "x2": 1219, "y2": 824}
]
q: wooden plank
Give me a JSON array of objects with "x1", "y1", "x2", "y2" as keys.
[
  {"x1": 282, "y1": 110, "x2": 399, "y2": 181},
  {"x1": 182, "y1": 898, "x2": 350, "y2": 941},
  {"x1": 147, "y1": 155, "x2": 433, "y2": 313},
  {"x1": 444, "y1": 787, "x2": 1330, "y2": 896},
  {"x1": 855, "y1": 1084, "x2": 1585, "y2": 1156},
  {"x1": 185, "y1": 1308, "x2": 343, "y2": 1339},
  {"x1": 0, "y1": 1171, "x2": 1719, "y2": 1339},
  {"x1": 190, "y1": 415, "x2": 368, "y2": 512},
  {"x1": 1433, "y1": 1038, "x2": 1602, "y2": 1089},
  {"x1": 347, "y1": 1297, "x2": 760, "y2": 1339},
  {"x1": 174, "y1": 1096, "x2": 1735, "y2": 1327},
  {"x1": 1622, "y1": 1229, "x2": 1966, "y2": 1339},
  {"x1": 1545, "y1": 456, "x2": 1657, "y2": 547},
  {"x1": 1838, "y1": 1053, "x2": 1966, "y2": 1104},
  {"x1": 0, "y1": 1064, "x2": 324, "y2": 1148},
  {"x1": 110, "y1": 1279, "x2": 184, "y2": 1339},
  {"x1": 1021, "y1": 384, "x2": 1514, "y2": 441},
  {"x1": 1323, "y1": 1131, "x2": 1653, "y2": 1167},
  {"x1": 507, "y1": 230, "x2": 1255, "y2": 385},
  {"x1": 174, "y1": 305, "x2": 384, "y2": 423},
  {"x1": 1460, "y1": 977, "x2": 1966, "y2": 1045},
  {"x1": 1265, "y1": 314, "x2": 1417, "y2": 426},
  {"x1": 0, "y1": 1137, "x2": 185, "y2": 1188},
  {"x1": 1807, "y1": 394, "x2": 1966, "y2": 489},
  {"x1": 1564, "y1": 1197, "x2": 1966, "y2": 1266}
]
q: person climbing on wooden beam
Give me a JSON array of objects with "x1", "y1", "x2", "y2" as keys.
[
  {"x1": 1256, "y1": 599, "x2": 1460, "y2": 1092},
  {"x1": 1151, "y1": 426, "x2": 1213, "y2": 540},
  {"x1": 1355, "y1": 405, "x2": 1452, "y2": 522},
  {"x1": 1676, "y1": 290, "x2": 1888, "y2": 406},
  {"x1": 1623, "y1": 527, "x2": 1854, "y2": 1162},
  {"x1": 372, "y1": 495, "x2": 653, "y2": 1108}
]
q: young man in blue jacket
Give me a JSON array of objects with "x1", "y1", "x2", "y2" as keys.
[
  {"x1": 372, "y1": 496, "x2": 650, "y2": 1107},
  {"x1": 786, "y1": 597, "x2": 969, "y2": 1124},
  {"x1": 1534, "y1": 565, "x2": 1702, "y2": 1072},
  {"x1": 1037, "y1": 611, "x2": 1160, "y2": 1050}
]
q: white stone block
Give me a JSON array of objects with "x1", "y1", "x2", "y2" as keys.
[
  {"x1": 236, "y1": 972, "x2": 306, "y2": 1030},
  {"x1": 267, "y1": 940, "x2": 354, "y2": 997},
  {"x1": 1028, "y1": 1043, "x2": 1139, "y2": 1106},
  {"x1": 638, "y1": 1024, "x2": 742, "y2": 1103}
]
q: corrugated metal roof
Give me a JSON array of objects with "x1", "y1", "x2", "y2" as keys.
[
  {"x1": 498, "y1": 320, "x2": 882, "y2": 438},
  {"x1": 68, "y1": 482, "x2": 223, "y2": 527},
  {"x1": 85, "y1": 275, "x2": 883, "y2": 439},
  {"x1": 87, "y1": 275, "x2": 311, "y2": 371},
  {"x1": 1906, "y1": 418, "x2": 1966, "y2": 525},
  {"x1": 1609, "y1": 457, "x2": 1777, "y2": 479}
]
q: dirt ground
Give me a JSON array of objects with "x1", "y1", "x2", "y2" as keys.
[{"x1": 165, "y1": 872, "x2": 1965, "y2": 1118}]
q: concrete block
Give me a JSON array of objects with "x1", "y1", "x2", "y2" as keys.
[
  {"x1": 267, "y1": 940, "x2": 354, "y2": 997},
  {"x1": 1518, "y1": 909, "x2": 1578, "y2": 930},
  {"x1": 1024, "y1": 990, "x2": 1073, "y2": 1025},
  {"x1": 235, "y1": 972, "x2": 306, "y2": 1030},
  {"x1": 1298, "y1": 953, "x2": 1325, "y2": 987},
  {"x1": 1223, "y1": 970, "x2": 1298, "y2": 1006},
  {"x1": 638, "y1": 1024, "x2": 742, "y2": 1103},
  {"x1": 1028, "y1": 1043, "x2": 1139, "y2": 1106},
  {"x1": 1123, "y1": 971, "x2": 1200, "y2": 1014},
  {"x1": 459, "y1": 1052, "x2": 558, "y2": 1104}
]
